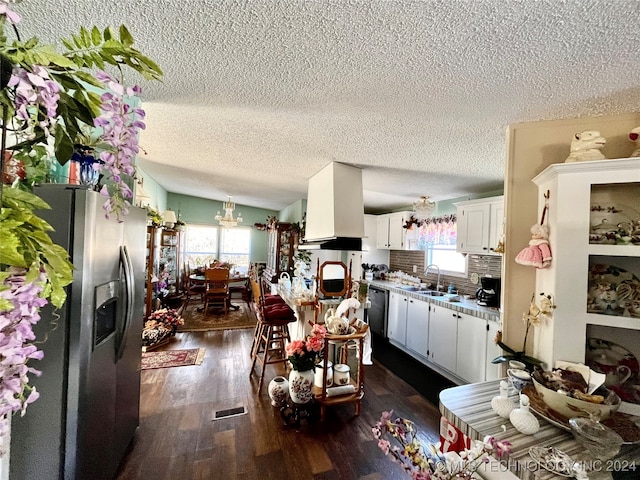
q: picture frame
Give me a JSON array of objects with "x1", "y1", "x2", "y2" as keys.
[{"x1": 161, "y1": 231, "x2": 177, "y2": 246}]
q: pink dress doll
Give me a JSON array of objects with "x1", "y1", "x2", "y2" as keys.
[{"x1": 515, "y1": 223, "x2": 552, "y2": 269}]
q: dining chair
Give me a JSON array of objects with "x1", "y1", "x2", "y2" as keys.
[
  {"x1": 182, "y1": 263, "x2": 205, "y2": 310},
  {"x1": 203, "y1": 266, "x2": 230, "y2": 314}
]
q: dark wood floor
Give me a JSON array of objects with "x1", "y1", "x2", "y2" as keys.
[{"x1": 115, "y1": 327, "x2": 446, "y2": 480}]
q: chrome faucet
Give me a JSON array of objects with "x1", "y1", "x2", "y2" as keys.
[{"x1": 424, "y1": 264, "x2": 441, "y2": 291}]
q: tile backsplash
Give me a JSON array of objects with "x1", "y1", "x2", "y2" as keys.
[{"x1": 388, "y1": 251, "x2": 502, "y2": 297}]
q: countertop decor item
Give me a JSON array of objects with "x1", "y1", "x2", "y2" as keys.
[
  {"x1": 509, "y1": 394, "x2": 540, "y2": 435},
  {"x1": 569, "y1": 415, "x2": 624, "y2": 460},
  {"x1": 372, "y1": 410, "x2": 512, "y2": 480},
  {"x1": 491, "y1": 380, "x2": 515, "y2": 419},
  {"x1": 285, "y1": 323, "x2": 327, "y2": 404},
  {"x1": 528, "y1": 446, "x2": 575, "y2": 477}
]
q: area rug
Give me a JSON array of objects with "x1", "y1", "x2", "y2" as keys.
[
  {"x1": 177, "y1": 301, "x2": 257, "y2": 332},
  {"x1": 141, "y1": 348, "x2": 206, "y2": 370}
]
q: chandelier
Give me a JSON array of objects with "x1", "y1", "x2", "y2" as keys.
[
  {"x1": 413, "y1": 195, "x2": 436, "y2": 220},
  {"x1": 215, "y1": 195, "x2": 243, "y2": 227}
]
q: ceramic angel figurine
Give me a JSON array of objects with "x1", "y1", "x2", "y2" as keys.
[
  {"x1": 564, "y1": 130, "x2": 606, "y2": 162},
  {"x1": 629, "y1": 126, "x2": 640, "y2": 157}
]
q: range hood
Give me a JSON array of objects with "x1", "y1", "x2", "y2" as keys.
[{"x1": 300, "y1": 162, "x2": 364, "y2": 251}]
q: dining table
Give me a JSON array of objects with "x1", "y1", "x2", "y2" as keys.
[{"x1": 189, "y1": 274, "x2": 249, "y2": 311}]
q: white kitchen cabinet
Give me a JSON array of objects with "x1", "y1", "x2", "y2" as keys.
[
  {"x1": 387, "y1": 291, "x2": 408, "y2": 346},
  {"x1": 456, "y1": 312, "x2": 488, "y2": 384},
  {"x1": 376, "y1": 211, "x2": 413, "y2": 250},
  {"x1": 485, "y1": 320, "x2": 503, "y2": 381},
  {"x1": 427, "y1": 303, "x2": 458, "y2": 373},
  {"x1": 405, "y1": 297, "x2": 430, "y2": 358},
  {"x1": 454, "y1": 196, "x2": 504, "y2": 255}
]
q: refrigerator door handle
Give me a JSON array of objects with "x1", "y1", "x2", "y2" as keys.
[{"x1": 118, "y1": 245, "x2": 135, "y2": 360}]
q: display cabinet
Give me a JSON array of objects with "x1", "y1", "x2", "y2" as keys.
[
  {"x1": 531, "y1": 158, "x2": 640, "y2": 413},
  {"x1": 313, "y1": 324, "x2": 368, "y2": 422},
  {"x1": 264, "y1": 222, "x2": 298, "y2": 283},
  {"x1": 145, "y1": 225, "x2": 159, "y2": 318},
  {"x1": 158, "y1": 228, "x2": 182, "y2": 294}
]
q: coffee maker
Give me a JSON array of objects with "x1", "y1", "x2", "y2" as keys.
[{"x1": 476, "y1": 276, "x2": 501, "y2": 307}]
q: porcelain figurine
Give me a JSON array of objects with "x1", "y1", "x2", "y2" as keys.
[
  {"x1": 491, "y1": 380, "x2": 515, "y2": 419},
  {"x1": 564, "y1": 130, "x2": 606, "y2": 163},
  {"x1": 630, "y1": 126, "x2": 640, "y2": 157},
  {"x1": 509, "y1": 394, "x2": 540, "y2": 435}
]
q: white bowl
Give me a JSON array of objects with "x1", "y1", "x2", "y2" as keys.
[{"x1": 532, "y1": 377, "x2": 620, "y2": 420}]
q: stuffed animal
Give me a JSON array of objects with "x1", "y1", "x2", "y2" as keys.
[
  {"x1": 629, "y1": 126, "x2": 640, "y2": 157},
  {"x1": 515, "y1": 223, "x2": 552, "y2": 269},
  {"x1": 564, "y1": 130, "x2": 606, "y2": 162}
]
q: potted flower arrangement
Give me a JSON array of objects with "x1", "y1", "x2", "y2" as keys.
[
  {"x1": 0, "y1": 1, "x2": 162, "y2": 441},
  {"x1": 285, "y1": 323, "x2": 326, "y2": 403},
  {"x1": 372, "y1": 410, "x2": 512, "y2": 480},
  {"x1": 142, "y1": 308, "x2": 185, "y2": 349}
]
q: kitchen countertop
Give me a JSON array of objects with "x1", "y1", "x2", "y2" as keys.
[{"x1": 369, "y1": 280, "x2": 501, "y2": 322}]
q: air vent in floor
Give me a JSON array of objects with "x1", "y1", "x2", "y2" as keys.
[{"x1": 212, "y1": 406, "x2": 246, "y2": 420}]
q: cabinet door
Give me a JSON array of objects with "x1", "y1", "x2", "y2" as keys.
[
  {"x1": 405, "y1": 298, "x2": 429, "y2": 357},
  {"x1": 376, "y1": 215, "x2": 390, "y2": 249},
  {"x1": 387, "y1": 213, "x2": 406, "y2": 250},
  {"x1": 387, "y1": 291, "x2": 408, "y2": 345},
  {"x1": 488, "y1": 201, "x2": 505, "y2": 254},
  {"x1": 456, "y1": 312, "x2": 487, "y2": 384},
  {"x1": 428, "y1": 304, "x2": 457, "y2": 372},
  {"x1": 457, "y1": 203, "x2": 491, "y2": 254},
  {"x1": 485, "y1": 320, "x2": 503, "y2": 381}
]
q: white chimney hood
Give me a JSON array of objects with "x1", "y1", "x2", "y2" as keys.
[{"x1": 302, "y1": 162, "x2": 365, "y2": 249}]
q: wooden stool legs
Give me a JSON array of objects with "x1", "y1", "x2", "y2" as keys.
[{"x1": 250, "y1": 320, "x2": 291, "y2": 394}]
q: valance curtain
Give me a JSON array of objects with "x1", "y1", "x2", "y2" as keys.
[{"x1": 416, "y1": 214, "x2": 457, "y2": 249}]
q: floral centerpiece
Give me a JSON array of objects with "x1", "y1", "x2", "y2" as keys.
[
  {"x1": 372, "y1": 410, "x2": 512, "y2": 480},
  {"x1": 0, "y1": 0, "x2": 162, "y2": 445},
  {"x1": 492, "y1": 293, "x2": 556, "y2": 370}
]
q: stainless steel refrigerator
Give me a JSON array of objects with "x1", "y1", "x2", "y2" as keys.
[{"x1": 10, "y1": 185, "x2": 146, "y2": 480}]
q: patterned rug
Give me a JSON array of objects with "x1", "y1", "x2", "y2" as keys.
[
  {"x1": 141, "y1": 348, "x2": 206, "y2": 370},
  {"x1": 177, "y1": 301, "x2": 257, "y2": 332}
]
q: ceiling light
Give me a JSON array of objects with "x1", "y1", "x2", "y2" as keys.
[
  {"x1": 413, "y1": 196, "x2": 435, "y2": 220},
  {"x1": 215, "y1": 195, "x2": 243, "y2": 227}
]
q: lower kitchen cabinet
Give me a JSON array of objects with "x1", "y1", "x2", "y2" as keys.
[
  {"x1": 427, "y1": 304, "x2": 457, "y2": 373},
  {"x1": 387, "y1": 291, "x2": 408, "y2": 346},
  {"x1": 485, "y1": 320, "x2": 503, "y2": 381},
  {"x1": 405, "y1": 297, "x2": 429, "y2": 358},
  {"x1": 456, "y1": 312, "x2": 487, "y2": 384}
]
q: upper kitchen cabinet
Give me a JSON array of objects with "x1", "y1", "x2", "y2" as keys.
[
  {"x1": 376, "y1": 211, "x2": 413, "y2": 249},
  {"x1": 454, "y1": 196, "x2": 504, "y2": 255}
]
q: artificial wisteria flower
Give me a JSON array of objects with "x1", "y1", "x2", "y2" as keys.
[
  {"x1": 0, "y1": 0, "x2": 21, "y2": 24},
  {"x1": 0, "y1": 268, "x2": 48, "y2": 448},
  {"x1": 93, "y1": 70, "x2": 147, "y2": 221}
]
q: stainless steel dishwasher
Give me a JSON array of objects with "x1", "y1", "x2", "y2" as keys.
[{"x1": 368, "y1": 286, "x2": 388, "y2": 337}]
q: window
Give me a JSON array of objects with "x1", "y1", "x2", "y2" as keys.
[
  {"x1": 183, "y1": 225, "x2": 251, "y2": 274},
  {"x1": 426, "y1": 244, "x2": 468, "y2": 276},
  {"x1": 219, "y1": 227, "x2": 251, "y2": 274},
  {"x1": 184, "y1": 225, "x2": 218, "y2": 267}
]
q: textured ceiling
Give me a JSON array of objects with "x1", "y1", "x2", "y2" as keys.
[{"x1": 14, "y1": 0, "x2": 640, "y2": 213}]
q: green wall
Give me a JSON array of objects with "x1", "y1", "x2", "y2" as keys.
[{"x1": 166, "y1": 192, "x2": 279, "y2": 263}]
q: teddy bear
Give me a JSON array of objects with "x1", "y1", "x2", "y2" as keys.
[
  {"x1": 515, "y1": 223, "x2": 552, "y2": 269},
  {"x1": 629, "y1": 126, "x2": 640, "y2": 157},
  {"x1": 564, "y1": 130, "x2": 606, "y2": 162}
]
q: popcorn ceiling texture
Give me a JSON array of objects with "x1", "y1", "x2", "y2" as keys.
[{"x1": 14, "y1": 1, "x2": 640, "y2": 212}]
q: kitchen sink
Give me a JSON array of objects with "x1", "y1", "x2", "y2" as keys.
[
  {"x1": 416, "y1": 290, "x2": 445, "y2": 296},
  {"x1": 398, "y1": 285, "x2": 419, "y2": 291}
]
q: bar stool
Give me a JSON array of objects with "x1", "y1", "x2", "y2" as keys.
[{"x1": 249, "y1": 277, "x2": 297, "y2": 394}]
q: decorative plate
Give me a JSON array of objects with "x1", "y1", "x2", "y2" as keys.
[
  {"x1": 587, "y1": 263, "x2": 640, "y2": 318},
  {"x1": 469, "y1": 272, "x2": 479, "y2": 285},
  {"x1": 528, "y1": 446, "x2": 575, "y2": 477}
]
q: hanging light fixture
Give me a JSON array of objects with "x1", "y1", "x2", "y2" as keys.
[
  {"x1": 413, "y1": 195, "x2": 436, "y2": 220},
  {"x1": 215, "y1": 195, "x2": 243, "y2": 227}
]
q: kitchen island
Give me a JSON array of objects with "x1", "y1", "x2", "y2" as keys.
[{"x1": 439, "y1": 380, "x2": 639, "y2": 480}]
